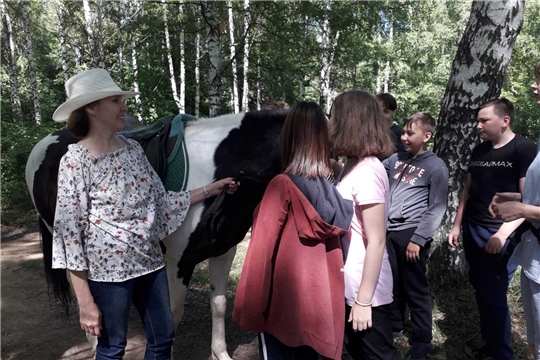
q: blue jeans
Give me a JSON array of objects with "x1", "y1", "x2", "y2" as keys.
[
  {"x1": 462, "y1": 220, "x2": 517, "y2": 360},
  {"x1": 88, "y1": 267, "x2": 175, "y2": 360}
]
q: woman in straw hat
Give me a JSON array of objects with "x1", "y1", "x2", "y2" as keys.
[{"x1": 51, "y1": 68, "x2": 238, "y2": 359}]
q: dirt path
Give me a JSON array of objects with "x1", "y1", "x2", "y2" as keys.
[{"x1": 1, "y1": 228, "x2": 258, "y2": 360}]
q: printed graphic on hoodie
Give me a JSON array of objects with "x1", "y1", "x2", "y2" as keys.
[{"x1": 392, "y1": 160, "x2": 426, "y2": 186}]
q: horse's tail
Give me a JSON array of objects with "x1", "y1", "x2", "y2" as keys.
[{"x1": 39, "y1": 216, "x2": 73, "y2": 315}]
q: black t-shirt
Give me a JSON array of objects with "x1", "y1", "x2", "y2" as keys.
[{"x1": 464, "y1": 135, "x2": 537, "y2": 227}]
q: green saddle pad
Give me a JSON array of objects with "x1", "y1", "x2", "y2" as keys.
[{"x1": 162, "y1": 114, "x2": 197, "y2": 192}]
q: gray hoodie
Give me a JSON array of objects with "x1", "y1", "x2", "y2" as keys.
[{"x1": 383, "y1": 151, "x2": 449, "y2": 247}]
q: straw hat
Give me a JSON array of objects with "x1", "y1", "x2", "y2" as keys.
[{"x1": 53, "y1": 68, "x2": 139, "y2": 122}]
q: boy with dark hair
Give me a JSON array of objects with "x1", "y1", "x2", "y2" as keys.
[
  {"x1": 448, "y1": 98, "x2": 537, "y2": 360},
  {"x1": 376, "y1": 93, "x2": 404, "y2": 153},
  {"x1": 383, "y1": 112, "x2": 448, "y2": 360}
]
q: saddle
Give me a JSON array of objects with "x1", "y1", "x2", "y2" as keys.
[{"x1": 121, "y1": 116, "x2": 176, "y2": 180}]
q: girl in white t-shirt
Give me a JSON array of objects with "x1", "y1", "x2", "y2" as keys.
[{"x1": 330, "y1": 90, "x2": 399, "y2": 360}]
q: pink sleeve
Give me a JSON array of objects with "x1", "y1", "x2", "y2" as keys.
[{"x1": 351, "y1": 162, "x2": 387, "y2": 206}]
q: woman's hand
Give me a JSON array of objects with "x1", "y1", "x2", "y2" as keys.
[
  {"x1": 210, "y1": 177, "x2": 240, "y2": 196},
  {"x1": 348, "y1": 304, "x2": 372, "y2": 332},
  {"x1": 79, "y1": 300, "x2": 102, "y2": 337}
]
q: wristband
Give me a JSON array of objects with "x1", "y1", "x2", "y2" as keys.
[
  {"x1": 202, "y1": 185, "x2": 210, "y2": 199},
  {"x1": 354, "y1": 298, "x2": 373, "y2": 307}
]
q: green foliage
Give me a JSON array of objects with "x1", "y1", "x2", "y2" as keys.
[{"x1": 2, "y1": 0, "x2": 540, "y2": 211}]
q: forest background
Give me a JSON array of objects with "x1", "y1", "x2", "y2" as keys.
[
  {"x1": 3, "y1": 1, "x2": 540, "y2": 358},
  {"x1": 1, "y1": 0, "x2": 540, "y2": 275}
]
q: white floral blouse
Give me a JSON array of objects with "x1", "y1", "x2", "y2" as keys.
[{"x1": 52, "y1": 135, "x2": 191, "y2": 282}]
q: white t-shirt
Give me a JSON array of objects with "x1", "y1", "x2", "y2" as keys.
[{"x1": 336, "y1": 156, "x2": 394, "y2": 307}]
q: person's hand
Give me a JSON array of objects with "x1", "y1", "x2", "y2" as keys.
[
  {"x1": 406, "y1": 242, "x2": 421, "y2": 262},
  {"x1": 485, "y1": 233, "x2": 506, "y2": 254},
  {"x1": 212, "y1": 177, "x2": 240, "y2": 195},
  {"x1": 348, "y1": 303, "x2": 372, "y2": 332},
  {"x1": 448, "y1": 227, "x2": 461, "y2": 247},
  {"x1": 491, "y1": 201, "x2": 524, "y2": 222},
  {"x1": 489, "y1": 192, "x2": 520, "y2": 218},
  {"x1": 79, "y1": 301, "x2": 101, "y2": 337}
]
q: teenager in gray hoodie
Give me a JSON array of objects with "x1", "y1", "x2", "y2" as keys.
[{"x1": 383, "y1": 112, "x2": 449, "y2": 360}]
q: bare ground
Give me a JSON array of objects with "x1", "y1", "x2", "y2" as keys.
[
  {"x1": 1, "y1": 225, "x2": 258, "y2": 360},
  {"x1": 0, "y1": 222, "x2": 534, "y2": 360}
]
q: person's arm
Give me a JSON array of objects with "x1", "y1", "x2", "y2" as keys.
[
  {"x1": 485, "y1": 177, "x2": 527, "y2": 254},
  {"x1": 189, "y1": 178, "x2": 239, "y2": 205},
  {"x1": 69, "y1": 270, "x2": 101, "y2": 336},
  {"x1": 448, "y1": 173, "x2": 472, "y2": 247},
  {"x1": 348, "y1": 202, "x2": 386, "y2": 332},
  {"x1": 407, "y1": 167, "x2": 449, "y2": 261}
]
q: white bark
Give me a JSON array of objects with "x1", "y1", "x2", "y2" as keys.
[
  {"x1": 55, "y1": 0, "x2": 69, "y2": 82},
  {"x1": 318, "y1": 0, "x2": 339, "y2": 114},
  {"x1": 375, "y1": 21, "x2": 382, "y2": 94},
  {"x1": 228, "y1": 0, "x2": 239, "y2": 113},
  {"x1": 162, "y1": 0, "x2": 181, "y2": 113},
  {"x1": 384, "y1": 14, "x2": 393, "y2": 93},
  {"x1": 21, "y1": 1, "x2": 42, "y2": 124},
  {"x1": 433, "y1": 0, "x2": 525, "y2": 277},
  {"x1": 256, "y1": 54, "x2": 261, "y2": 111},
  {"x1": 179, "y1": 2, "x2": 185, "y2": 113},
  {"x1": 206, "y1": 1, "x2": 222, "y2": 117},
  {"x1": 241, "y1": 0, "x2": 250, "y2": 112},
  {"x1": 1, "y1": 0, "x2": 23, "y2": 122},
  {"x1": 83, "y1": 0, "x2": 97, "y2": 67},
  {"x1": 132, "y1": 38, "x2": 142, "y2": 122},
  {"x1": 195, "y1": 13, "x2": 201, "y2": 117}
]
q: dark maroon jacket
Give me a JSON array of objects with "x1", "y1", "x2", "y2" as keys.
[{"x1": 233, "y1": 174, "x2": 352, "y2": 359}]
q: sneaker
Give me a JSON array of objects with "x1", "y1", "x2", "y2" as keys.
[{"x1": 406, "y1": 342, "x2": 432, "y2": 360}]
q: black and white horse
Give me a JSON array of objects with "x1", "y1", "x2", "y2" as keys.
[{"x1": 25, "y1": 111, "x2": 287, "y2": 359}]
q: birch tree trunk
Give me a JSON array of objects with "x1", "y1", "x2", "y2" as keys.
[
  {"x1": 21, "y1": 1, "x2": 42, "y2": 125},
  {"x1": 83, "y1": 0, "x2": 97, "y2": 67},
  {"x1": 205, "y1": 1, "x2": 222, "y2": 117},
  {"x1": 228, "y1": 0, "x2": 239, "y2": 113},
  {"x1": 179, "y1": 2, "x2": 185, "y2": 113},
  {"x1": 375, "y1": 18, "x2": 382, "y2": 94},
  {"x1": 384, "y1": 13, "x2": 393, "y2": 93},
  {"x1": 162, "y1": 0, "x2": 181, "y2": 113},
  {"x1": 432, "y1": 0, "x2": 525, "y2": 278},
  {"x1": 1, "y1": 0, "x2": 23, "y2": 123},
  {"x1": 55, "y1": 0, "x2": 69, "y2": 82},
  {"x1": 195, "y1": 13, "x2": 201, "y2": 117},
  {"x1": 132, "y1": 38, "x2": 142, "y2": 122},
  {"x1": 241, "y1": 0, "x2": 250, "y2": 112},
  {"x1": 318, "y1": 0, "x2": 339, "y2": 114},
  {"x1": 256, "y1": 54, "x2": 261, "y2": 110}
]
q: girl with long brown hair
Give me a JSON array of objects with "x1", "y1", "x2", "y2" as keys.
[
  {"x1": 330, "y1": 90, "x2": 399, "y2": 360},
  {"x1": 234, "y1": 101, "x2": 353, "y2": 359}
]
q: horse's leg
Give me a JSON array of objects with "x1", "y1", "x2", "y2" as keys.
[
  {"x1": 209, "y1": 246, "x2": 237, "y2": 360},
  {"x1": 163, "y1": 234, "x2": 190, "y2": 327}
]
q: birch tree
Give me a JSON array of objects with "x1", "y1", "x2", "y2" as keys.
[
  {"x1": 205, "y1": 1, "x2": 222, "y2": 117},
  {"x1": 55, "y1": 0, "x2": 69, "y2": 82},
  {"x1": 318, "y1": 0, "x2": 340, "y2": 114},
  {"x1": 241, "y1": 0, "x2": 250, "y2": 112},
  {"x1": 20, "y1": 1, "x2": 42, "y2": 124},
  {"x1": 162, "y1": 0, "x2": 182, "y2": 113},
  {"x1": 179, "y1": 2, "x2": 185, "y2": 113},
  {"x1": 195, "y1": 12, "x2": 201, "y2": 117},
  {"x1": 228, "y1": 0, "x2": 239, "y2": 113},
  {"x1": 1, "y1": 0, "x2": 23, "y2": 122},
  {"x1": 82, "y1": 0, "x2": 97, "y2": 67},
  {"x1": 433, "y1": 0, "x2": 525, "y2": 277}
]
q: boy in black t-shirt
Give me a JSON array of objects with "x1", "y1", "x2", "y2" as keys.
[{"x1": 448, "y1": 98, "x2": 537, "y2": 360}]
